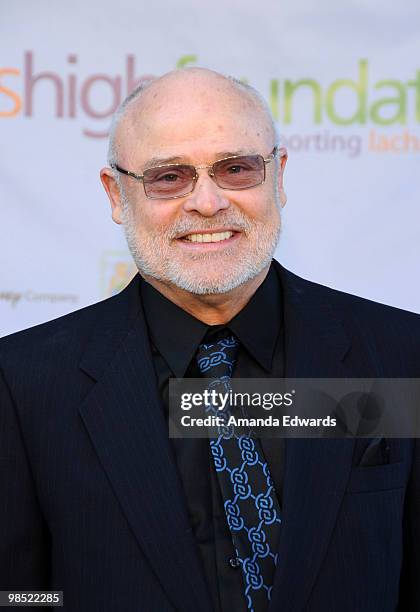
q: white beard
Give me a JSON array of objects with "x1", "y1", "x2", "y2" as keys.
[{"x1": 120, "y1": 192, "x2": 281, "y2": 295}]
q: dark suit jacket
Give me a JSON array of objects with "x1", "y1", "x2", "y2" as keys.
[{"x1": 1, "y1": 261, "x2": 420, "y2": 612}]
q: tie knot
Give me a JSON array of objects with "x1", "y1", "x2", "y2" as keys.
[{"x1": 196, "y1": 331, "x2": 239, "y2": 379}]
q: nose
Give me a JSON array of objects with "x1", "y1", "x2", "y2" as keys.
[{"x1": 182, "y1": 170, "x2": 230, "y2": 217}]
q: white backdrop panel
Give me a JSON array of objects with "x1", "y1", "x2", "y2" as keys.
[{"x1": 1, "y1": 0, "x2": 419, "y2": 336}]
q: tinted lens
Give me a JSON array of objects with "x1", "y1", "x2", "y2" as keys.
[
  {"x1": 213, "y1": 155, "x2": 265, "y2": 189},
  {"x1": 143, "y1": 164, "x2": 196, "y2": 198}
]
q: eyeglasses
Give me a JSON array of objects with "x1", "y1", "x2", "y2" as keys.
[{"x1": 110, "y1": 147, "x2": 279, "y2": 200}]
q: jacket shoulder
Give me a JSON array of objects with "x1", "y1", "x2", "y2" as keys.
[
  {"x1": 0, "y1": 275, "x2": 142, "y2": 365},
  {"x1": 282, "y1": 265, "x2": 420, "y2": 324},
  {"x1": 279, "y1": 265, "x2": 420, "y2": 373}
]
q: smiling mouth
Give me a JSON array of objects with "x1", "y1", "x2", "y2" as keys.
[{"x1": 180, "y1": 231, "x2": 236, "y2": 243}]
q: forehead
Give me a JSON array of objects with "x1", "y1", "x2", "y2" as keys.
[{"x1": 117, "y1": 75, "x2": 273, "y2": 166}]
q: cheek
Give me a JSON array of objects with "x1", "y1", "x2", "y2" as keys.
[
  {"x1": 236, "y1": 191, "x2": 277, "y2": 222},
  {"x1": 132, "y1": 201, "x2": 178, "y2": 233}
]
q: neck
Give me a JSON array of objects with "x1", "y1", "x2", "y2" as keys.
[{"x1": 140, "y1": 266, "x2": 271, "y2": 325}]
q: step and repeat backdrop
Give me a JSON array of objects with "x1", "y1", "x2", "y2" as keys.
[{"x1": 1, "y1": 0, "x2": 419, "y2": 336}]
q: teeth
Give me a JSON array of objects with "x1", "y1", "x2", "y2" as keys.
[{"x1": 184, "y1": 231, "x2": 233, "y2": 243}]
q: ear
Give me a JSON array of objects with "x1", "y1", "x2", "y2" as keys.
[
  {"x1": 100, "y1": 167, "x2": 124, "y2": 225},
  {"x1": 277, "y1": 147, "x2": 288, "y2": 208}
]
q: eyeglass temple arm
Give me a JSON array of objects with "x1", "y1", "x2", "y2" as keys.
[
  {"x1": 110, "y1": 163, "x2": 144, "y2": 182},
  {"x1": 264, "y1": 146, "x2": 282, "y2": 163}
]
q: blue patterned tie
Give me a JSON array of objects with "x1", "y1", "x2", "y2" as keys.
[{"x1": 196, "y1": 331, "x2": 281, "y2": 612}]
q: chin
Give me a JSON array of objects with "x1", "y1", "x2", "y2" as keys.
[{"x1": 167, "y1": 267, "x2": 264, "y2": 296}]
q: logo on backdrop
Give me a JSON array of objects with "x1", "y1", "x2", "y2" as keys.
[
  {"x1": 100, "y1": 250, "x2": 137, "y2": 298},
  {"x1": 1, "y1": 53, "x2": 420, "y2": 156},
  {"x1": 0, "y1": 53, "x2": 196, "y2": 138},
  {"x1": 0, "y1": 289, "x2": 79, "y2": 309}
]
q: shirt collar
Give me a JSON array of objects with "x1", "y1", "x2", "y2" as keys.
[
  {"x1": 140, "y1": 262, "x2": 283, "y2": 377},
  {"x1": 228, "y1": 264, "x2": 282, "y2": 372}
]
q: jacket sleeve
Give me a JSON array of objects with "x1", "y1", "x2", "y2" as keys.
[
  {"x1": 398, "y1": 438, "x2": 420, "y2": 611},
  {"x1": 0, "y1": 367, "x2": 50, "y2": 589}
]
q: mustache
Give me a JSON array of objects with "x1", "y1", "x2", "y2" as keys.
[{"x1": 167, "y1": 212, "x2": 254, "y2": 239}]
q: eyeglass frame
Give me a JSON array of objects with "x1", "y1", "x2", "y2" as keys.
[{"x1": 110, "y1": 146, "x2": 280, "y2": 200}]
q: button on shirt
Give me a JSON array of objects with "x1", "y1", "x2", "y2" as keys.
[{"x1": 140, "y1": 263, "x2": 286, "y2": 612}]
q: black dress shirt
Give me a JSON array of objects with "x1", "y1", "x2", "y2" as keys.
[{"x1": 140, "y1": 263, "x2": 285, "y2": 612}]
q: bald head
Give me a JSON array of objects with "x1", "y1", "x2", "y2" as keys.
[{"x1": 108, "y1": 68, "x2": 278, "y2": 167}]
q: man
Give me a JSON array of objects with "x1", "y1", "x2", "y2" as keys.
[{"x1": 0, "y1": 68, "x2": 419, "y2": 612}]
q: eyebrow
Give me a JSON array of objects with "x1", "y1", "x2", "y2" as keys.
[{"x1": 143, "y1": 150, "x2": 256, "y2": 169}]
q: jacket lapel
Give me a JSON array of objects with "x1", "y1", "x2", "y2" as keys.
[
  {"x1": 269, "y1": 264, "x2": 356, "y2": 611},
  {"x1": 78, "y1": 276, "x2": 212, "y2": 612}
]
